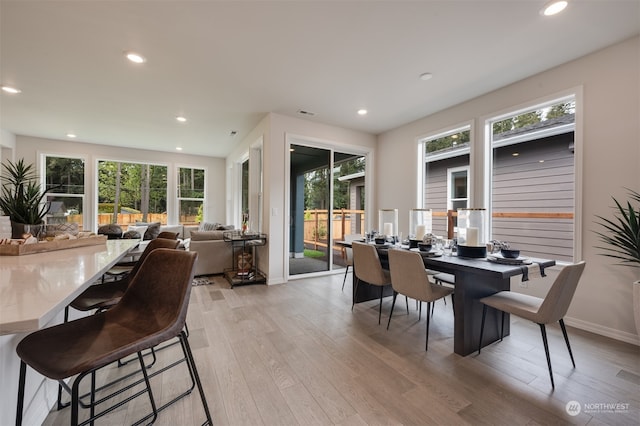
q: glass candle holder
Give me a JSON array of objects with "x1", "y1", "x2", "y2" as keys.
[
  {"x1": 409, "y1": 209, "x2": 432, "y2": 240},
  {"x1": 457, "y1": 208, "x2": 487, "y2": 258},
  {"x1": 378, "y1": 209, "x2": 398, "y2": 238}
]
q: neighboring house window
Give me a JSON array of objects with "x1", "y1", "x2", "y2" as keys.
[
  {"x1": 487, "y1": 97, "x2": 576, "y2": 262},
  {"x1": 177, "y1": 166, "x2": 205, "y2": 225},
  {"x1": 43, "y1": 155, "x2": 85, "y2": 227},
  {"x1": 420, "y1": 125, "x2": 471, "y2": 236},
  {"x1": 97, "y1": 160, "x2": 168, "y2": 229},
  {"x1": 448, "y1": 166, "x2": 469, "y2": 211}
]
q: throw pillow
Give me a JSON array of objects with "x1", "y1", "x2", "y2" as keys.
[
  {"x1": 216, "y1": 225, "x2": 235, "y2": 230},
  {"x1": 136, "y1": 221, "x2": 161, "y2": 240},
  {"x1": 45, "y1": 222, "x2": 79, "y2": 238},
  {"x1": 122, "y1": 230, "x2": 141, "y2": 239},
  {"x1": 127, "y1": 225, "x2": 148, "y2": 240},
  {"x1": 98, "y1": 224, "x2": 123, "y2": 239},
  {"x1": 199, "y1": 222, "x2": 221, "y2": 231}
]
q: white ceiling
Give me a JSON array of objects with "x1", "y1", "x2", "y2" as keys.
[{"x1": 1, "y1": 1, "x2": 638, "y2": 158}]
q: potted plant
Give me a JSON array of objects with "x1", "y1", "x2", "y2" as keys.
[
  {"x1": 593, "y1": 188, "x2": 640, "y2": 334},
  {"x1": 0, "y1": 158, "x2": 53, "y2": 238}
]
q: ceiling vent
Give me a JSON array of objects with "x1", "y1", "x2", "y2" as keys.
[{"x1": 297, "y1": 110, "x2": 316, "y2": 117}]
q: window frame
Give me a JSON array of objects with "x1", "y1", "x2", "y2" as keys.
[
  {"x1": 95, "y1": 157, "x2": 169, "y2": 229},
  {"x1": 483, "y1": 89, "x2": 582, "y2": 263},
  {"x1": 40, "y1": 152, "x2": 87, "y2": 227},
  {"x1": 176, "y1": 165, "x2": 206, "y2": 226}
]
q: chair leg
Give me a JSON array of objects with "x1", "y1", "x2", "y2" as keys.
[
  {"x1": 405, "y1": 296, "x2": 409, "y2": 314},
  {"x1": 179, "y1": 330, "x2": 213, "y2": 425},
  {"x1": 425, "y1": 302, "x2": 431, "y2": 351},
  {"x1": 341, "y1": 265, "x2": 349, "y2": 291},
  {"x1": 418, "y1": 301, "x2": 422, "y2": 321},
  {"x1": 136, "y1": 351, "x2": 159, "y2": 424},
  {"x1": 16, "y1": 360, "x2": 27, "y2": 426},
  {"x1": 478, "y1": 304, "x2": 488, "y2": 354},
  {"x1": 559, "y1": 319, "x2": 576, "y2": 368},
  {"x1": 378, "y1": 286, "x2": 384, "y2": 325},
  {"x1": 386, "y1": 291, "x2": 398, "y2": 330},
  {"x1": 351, "y1": 277, "x2": 360, "y2": 311},
  {"x1": 539, "y1": 323, "x2": 555, "y2": 389},
  {"x1": 500, "y1": 311, "x2": 505, "y2": 341}
]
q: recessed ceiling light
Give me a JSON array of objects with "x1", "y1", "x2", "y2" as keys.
[
  {"x1": 125, "y1": 51, "x2": 146, "y2": 64},
  {"x1": 541, "y1": 0, "x2": 568, "y2": 16},
  {"x1": 176, "y1": 147, "x2": 183, "y2": 151},
  {"x1": 66, "y1": 133, "x2": 77, "y2": 138},
  {"x1": 357, "y1": 109, "x2": 368, "y2": 116},
  {"x1": 176, "y1": 116, "x2": 187, "y2": 122},
  {"x1": 419, "y1": 72, "x2": 433, "y2": 81},
  {"x1": 1, "y1": 85, "x2": 21, "y2": 94},
  {"x1": 512, "y1": 152, "x2": 520, "y2": 157}
]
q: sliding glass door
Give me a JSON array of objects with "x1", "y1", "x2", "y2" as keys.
[{"x1": 289, "y1": 144, "x2": 366, "y2": 276}]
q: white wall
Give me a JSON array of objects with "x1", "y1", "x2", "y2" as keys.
[
  {"x1": 230, "y1": 113, "x2": 378, "y2": 285},
  {"x1": 377, "y1": 36, "x2": 640, "y2": 343},
  {"x1": 14, "y1": 135, "x2": 227, "y2": 229}
]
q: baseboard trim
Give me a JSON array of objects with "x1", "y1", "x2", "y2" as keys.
[{"x1": 565, "y1": 316, "x2": 640, "y2": 346}]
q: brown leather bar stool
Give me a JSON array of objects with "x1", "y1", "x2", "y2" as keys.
[
  {"x1": 15, "y1": 249, "x2": 212, "y2": 426},
  {"x1": 157, "y1": 231, "x2": 179, "y2": 240},
  {"x1": 67, "y1": 237, "x2": 180, "y2": 315}
]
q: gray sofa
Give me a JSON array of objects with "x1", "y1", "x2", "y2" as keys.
[{"x1": 188, "y1": 230, "x2": 235, "y2": 276}]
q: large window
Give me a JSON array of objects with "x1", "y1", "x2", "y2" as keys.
[
  {"x1": 421, "y1": 126, "x2": 471, "y2": 236},
  {"x1": 488, "y1": 97, "x2": 576, "y2": 262},
  {"x1": 177, "y1": 166, "x2": 205, "y2": 225},
  {"x1": 97, "y1": 160, "x2": 167, "y2": 229},
  {"x1": 43, "y1": 155, "x2": 85, "y2": 227}
]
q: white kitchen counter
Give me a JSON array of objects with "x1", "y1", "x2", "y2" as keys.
[
  {"x1": 0, "y1": 239, "x2": 140, "y2": 335},
  {"x1": 0, "y1": 239, "x2": 139, "y2": 425}
]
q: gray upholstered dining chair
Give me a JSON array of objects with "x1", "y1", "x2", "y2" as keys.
[
  {"x1": 341, "y1": 234, "x2": 361, "y2": 291},
  {"x1": 387, "y1": 249, "x2": 454, "y2": 350},
  {"x1": 477, "y1": 261, "x2": 586, "y2": 388},
  {"x1": 351, "y1": 241, "x2": 393, "y2": 324}
]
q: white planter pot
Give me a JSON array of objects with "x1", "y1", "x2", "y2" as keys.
[{"x1": 634, "y1": 280, "x2": 640, "y2": 337}]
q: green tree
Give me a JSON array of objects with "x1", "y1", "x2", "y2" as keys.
[
  {"x1": 513, "y1": 111, "x2": 542, "y2": 128},
  {"x1": 492, "y1": 118, "x2": 514, "y2": 135},
  {"x1": 546, "y1": 102, "x2": 575, "y2": 119},
  {"x1": 45, "y1": 157, "x2": 84, "y2": 194}
]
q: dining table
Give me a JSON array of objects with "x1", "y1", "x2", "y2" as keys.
[{"x1": 343, "y1": 240, "x2": 556, "y2": 356}]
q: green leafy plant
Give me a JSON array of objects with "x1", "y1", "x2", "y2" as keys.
[
  {"x1": 594, "y1": 188, "x2": 640, "y2": 267},
  {"x1": 0, "y1": 159, "x2": 53, "y2": 224}
]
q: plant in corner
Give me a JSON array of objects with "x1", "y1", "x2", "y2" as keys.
[
  {"x1": 0, "y1": 158, "x2": 54, "y2": 238},
  {"x1": 593, "y1": 188, "x2": 640, "y2": 334}
]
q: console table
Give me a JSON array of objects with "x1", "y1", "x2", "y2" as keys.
[{"x1": 223, "y1": 231, "x2": 267, "y2": 287}]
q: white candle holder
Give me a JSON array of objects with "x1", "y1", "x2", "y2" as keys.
[
  {"x1": 378, "y1": 209, "x2": 398, "y2": 239},
  {"x1": 457, "y1": 208, "x2": 487, "y2": 258},
  {"x1": 409, "y1": 209, "x2": 432, "y2": 241}
]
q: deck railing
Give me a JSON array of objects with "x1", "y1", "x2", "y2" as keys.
[{"x1": 304, "y1": 209, "x2": 575, "y2": 262}]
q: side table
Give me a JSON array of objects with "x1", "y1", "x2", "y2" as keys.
[{"x1": 222, "y1": 231, "x2": 267, "y2": 287}]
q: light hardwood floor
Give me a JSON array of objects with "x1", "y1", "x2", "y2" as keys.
[{"x1": 43, "y1": 273, "x2": 639, "y2": 425}]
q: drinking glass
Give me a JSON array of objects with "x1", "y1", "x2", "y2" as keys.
[{"x1": 442, "y1": 239, "x2": 453, "y2": 256}]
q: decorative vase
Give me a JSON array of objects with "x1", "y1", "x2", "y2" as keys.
[
  {"x1": 634, "y1": 281, "x2": 640, "y2": 336},
  {"x1": 10, "y1": 221, "x2": 45, "y2": 239}
]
